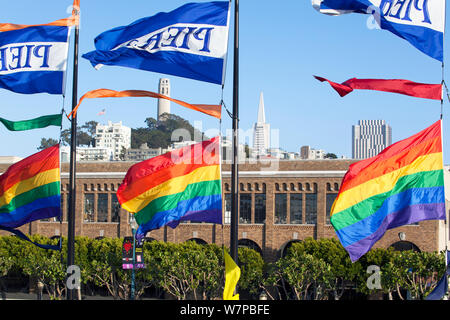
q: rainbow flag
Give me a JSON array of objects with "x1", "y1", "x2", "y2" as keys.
[
  {"x1": 117, "y1": 136, "x2": 222, "y2": 236},
  {"x1": 0, "y1": 145, "x2": 61, "y2": 229},
  {"x1": 331, "y1": 120, "x2": 446, "y2": 262}
]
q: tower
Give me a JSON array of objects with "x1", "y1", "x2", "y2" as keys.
[
  {"x1": 157, "y1": 78, "x2": 171, "y2": 121},
  {"x1": 352, "y1": 120, "x2": 392, "y2": 159},
  {"x1": 253, "y1": 92, "x2": 270, "y2": 157}
]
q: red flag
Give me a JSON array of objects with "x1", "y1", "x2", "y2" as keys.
[{"x1": 314, "y1": 76, "x2": 442, "y2": 100}]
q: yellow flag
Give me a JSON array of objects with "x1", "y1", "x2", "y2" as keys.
[{"x1": 223, "y1": 249, "x2": 240, "y2": 300}]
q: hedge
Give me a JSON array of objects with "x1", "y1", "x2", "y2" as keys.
[{"x1": 0, "y1": 236, "x2": 446, "y2": 300}]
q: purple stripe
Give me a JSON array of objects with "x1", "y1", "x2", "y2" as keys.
[
  {"x1": 166, "y1": 209, "x2": 222, "y2": 229},
  {"x1": 345, "y1": 202, "x2": 445, "y2": 262},
  {"x1": 0, "y1": 206, "x2": 60, "y2": 229}
]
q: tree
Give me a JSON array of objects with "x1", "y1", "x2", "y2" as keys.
[
  {"x1": 325, "y1": 153, "x2": 338, "y2": 159},
  {"x1": 20, "y1": 235, "x2": 66, "y2": 300},
  {"x1": 390, "y1": 250, "x2": 445, "y2": 300},
  {"x1": 268, "y1": 250, "x2": 334, "y2": 300},
  {"x1": 37, "y1": 138, "x2": 59, "y2": 150}
]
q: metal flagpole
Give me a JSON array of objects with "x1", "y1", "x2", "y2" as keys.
[
  {"x1": 67, "y1": 5, "x2": 80, "y2": 301},
  {"x1": 230, "y1": 0, "x2": 239, "y2": 269}
]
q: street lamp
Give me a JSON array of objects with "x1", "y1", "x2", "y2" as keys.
[{"x1": 129, "y1": 213, "x2": 138, "y2": 300}]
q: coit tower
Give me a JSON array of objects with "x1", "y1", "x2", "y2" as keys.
[{"x1": 158, "y1": 78, "x2": 171, "y2": 121}]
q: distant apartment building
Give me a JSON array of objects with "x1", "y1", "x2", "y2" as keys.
[
  {"x1": 352, "y1": 120, "x2": 392, "y2": 159},
  {"x1": 125, "y1": 144, "x2": 165, "y2": 162},
  {"x1": 95, "y1": 121, "x2": 131, "y2": 161},
  {"x1": 60, "y1": 146, "x2": 113, "y2": 162},
  {"x1": 300, "y1": 146, "x2": 325, "y2": 160}
]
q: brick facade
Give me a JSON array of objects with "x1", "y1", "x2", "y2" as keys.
[{"x1": 0, "y1": 159, "x2": 445, "y2": 262}]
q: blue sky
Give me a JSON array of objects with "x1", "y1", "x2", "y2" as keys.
[{"x1": 0, "y1": 1, "x2": 448, "y2": 162}]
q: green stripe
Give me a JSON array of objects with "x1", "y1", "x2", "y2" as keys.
[
  {"x1": 0, "y1": 182, "x2": 60, "y2": 213},
  {"x1": 135, "y1": 180, "x2": 221, "y2": 225},
  {"x1": 331, "y1": 170, "x2": 443, "y2": 231},
  {"x1": 0, "y1": 114, "x2": 62, "y2": 131}
]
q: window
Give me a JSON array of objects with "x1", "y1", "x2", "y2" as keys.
[
  {"x1": 305, "y1": 193, "x2": 317, "y2": 224},
  {"x1": 326, "y1": 193, "x2": 338, "y2": 225},
  {"x1": 224, "y1": 193, "x2": 231, "y2": 224},
  {"x1": 290, "y1": 194, "x2": 302, "y2": 224},
  {"x1": 111, "y1": 194, "x2": 121, "y2": 222},
  {"x1": 97, "y1": 194, "x2": 108, "y2": 222},
  {"x1": 275, "y1": 194, "x2": 287, "y2": 224},
  {"x1": 84, "y1": 194, "x2": 95, "y2": 222},
  {"x1": 254, "y1": 194, "x2": 266, "y2": 224},
  {"x1": 239, "y1": 194, "x2": 251, "y2": 224}
]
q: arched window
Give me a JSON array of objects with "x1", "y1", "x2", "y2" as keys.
[
  {"x1": 238, "y1": 239, "x2": 263, "y2": 256},
  {"x1": 280, "y1": 240, "x2": 302, "y2": 258},
  {"x1": 389, "y1": 241, "x2": 420, "y2": 252},
  {"x1": 186, "y1": 238, "x2": 208, "y2": 245}
]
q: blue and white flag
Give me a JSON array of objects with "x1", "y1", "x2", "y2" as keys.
[
  {"x1": 83, "y1": 1, "x2": 231, "y2": 85},
  {"x1": 0, "y1": 26, "x2": 70, "y2": 94},
  {"x1": 312, "y1": 0, "x2": 445, "y2": 62}
]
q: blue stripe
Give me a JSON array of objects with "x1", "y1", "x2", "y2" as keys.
[
  {"x1": 92, "y1": 2, "x2": 230, "y2": 51},
  {"x1": 318, "y1": 0, "x2": 443, "y2": 61},
  {"x1": 336, "y1": 186, "x2": 445, "y2": 248},
  {"x1": 136, "y1": 194, "x2": 222, "y2": 235},
  {"x1": 83, "y1": 48, "x2": 225, "y2": 85},
  {"x1": 379, "y1": 18, "x2": 443, "y2": 62},
  {"x1": 0, "y1": 71, "x2": 64, "y2": 94},
  {"x1": 0, "y1": 195, "x2": 60, "y2": 228},
  {"x1": 0, "y1": 26, "x2": 69, "y2": 46}
]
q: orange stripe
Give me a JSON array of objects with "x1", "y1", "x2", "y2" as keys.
[
  {"x1": 0, "y1": 0, "x2": 80, "y2": 32},
  {"x1": 340, "y1": 135, "x2": 441, "y2": 193},
  {"x1": 67, "y1": 89, "x2": 222, "y2": 119},
  {"x1": 0, "y1": 146, "x2": 59, "y2": 197}
]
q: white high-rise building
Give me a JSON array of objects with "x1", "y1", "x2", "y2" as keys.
[
  {"x1": 252, "y1": 92, "x2": 270, "y2": 157},
  {"x1": 95, "y1": 121, "x2": 131, "y2": 161},
  {"x1": 352, "y1": 120, "x2": 392, "y2": 159},
  {"x1": 158, "y1": 78, "x2": 171, "y2": 121}
]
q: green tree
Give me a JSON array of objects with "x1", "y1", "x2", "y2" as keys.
[
  {"x1": 269, "y1": 250, "x2": 334, "y2": 300},
  {"x1": 391, "y1": 250, "x2": 445, "y2": 300},
  {"x1": 37, "y1": 138, "x2": 59, "y2": 150},
  {"x1": 20, "y1": 235, "x2": 66, "y2": 300},
  {"x1": 287, "y1": 238, "x2": 362, "y2": 300}
]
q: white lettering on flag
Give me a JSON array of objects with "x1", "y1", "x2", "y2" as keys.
[{"x1": 113, "y1": 23, "x2": 228, "y2": 59}]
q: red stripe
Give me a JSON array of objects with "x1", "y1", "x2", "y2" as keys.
[
  {"x1": 340, "y1": 120, "x2": 441, "y2": 191},
  {"x1": 0, "y1": 145, "x2": 59, "y2": 196},
  {"x1": 117, "y1": 137, "x2": 219, "y2": 203}
]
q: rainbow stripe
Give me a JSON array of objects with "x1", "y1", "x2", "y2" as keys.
[
  {"x1": 117, "y1": 136, "x2": 222, "y2": 235},
  {"x1": 0, "y1": 145, "x2": 60, "y2": 228},
  {"x1": 331, "y1": 120, "x2": 445, "y2": 262}
]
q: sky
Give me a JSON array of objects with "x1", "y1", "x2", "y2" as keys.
[{"x1": 0, "y1": 1, "x2": 449, "y2": 163}]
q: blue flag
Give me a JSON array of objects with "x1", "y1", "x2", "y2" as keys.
[
  {"x1": 0, "y1": 26, "x2": 70, "y2": 94},
  {"x1": 312, "y1": 0, "x2": 445, "y2": 62},
  {"x1": 83, "y1": 1, "x2": 231, "y2": 85}
]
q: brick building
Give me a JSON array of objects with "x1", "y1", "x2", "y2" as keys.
[{"x1": 1, "y1": 159, "x2": 448, "y2": 262}]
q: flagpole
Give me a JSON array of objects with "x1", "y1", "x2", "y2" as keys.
[
  {"x1": 67, "y1": 5, "x2": 80, "y2": 301},
  {"x1": 230, "y1": 0, "x2": 239, "y2": 268}
]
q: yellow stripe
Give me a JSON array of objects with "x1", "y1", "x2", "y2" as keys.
[
  {"x1": 332, "y1": 153, "x2": 443, "y2": 215},
  {"x1": 0, "y1": 168, "x2": 60, "y2": 207},
  {"x1": 122, "y1": 165, "x2": 220, "y2": 213}
]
